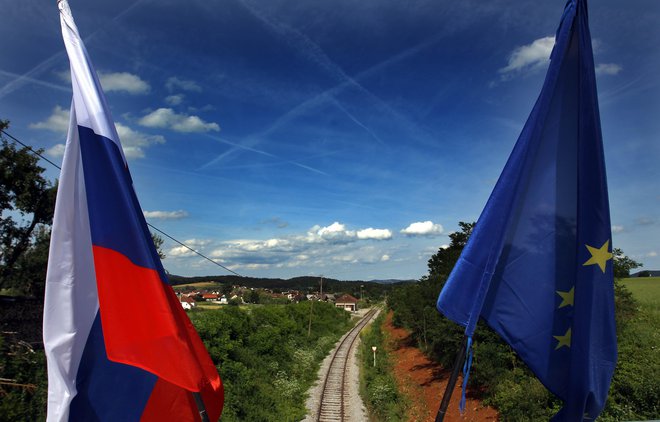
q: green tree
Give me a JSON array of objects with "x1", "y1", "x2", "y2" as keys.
[
  {"x1": 0, "y1": 121, "x2": 57, "y2": 296},
  {"x1": 426, "y1": 221, "x2": 474, "y2": 282},
  {"x1": 150, "y1": 231, "x2": 166, "y2": 260},
  {"x1": 388, "y1": 222, "x2": 475, "y2": 366},
  {"x1": 221, "y1": 283, "x2": 234, "y2": 297},
  {"x1": 612, "y1": 248, "x2": 641, "y2": 329},
  {"x1": 612, "y1": 248, "x2": 641, "y2": 279},
  {"x1": 247, "y1": 289, "x2": 260, "y2": 304}
]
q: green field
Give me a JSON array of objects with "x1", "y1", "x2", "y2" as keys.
[
  {"x1": 172, "y1": 281, "x2": 224, "y2": 290},
  {"x1": 622, "y1": 277, "x2": 660, "y2": 308},
  {"x1": 602, "y1": 277, "x2": 660, "y2": 420}
]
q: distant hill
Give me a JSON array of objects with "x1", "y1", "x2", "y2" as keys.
[
  {"x1": 369, "y1": 279, "x2": 417, "y2": 284},
  {"x1": 630, "y1": 270, "x2": 660, "y2": 278},
  {"x1": 166, "y1": 274, "x2": 417, "y2": 294}
]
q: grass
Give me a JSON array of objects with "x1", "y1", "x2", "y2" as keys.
[
  {"x1": 172, "y1": 281, "x2": 224, "y2": 290},
  {"x1": 194, "y1": 301, "x2": 226, "y2": 308},
  {"x1": 621, "y1": 277, "x2": 660, "y2": 308},
  {"x1": 359, "y1": 313, "x2": 409, "y2": 421},
  {"x1": 599, "y1": 277, "x2": 660, "y2": 420}
]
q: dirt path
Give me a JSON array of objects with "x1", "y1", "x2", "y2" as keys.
[{"x1": 383, "y1": 311, "x2": 498, "y2": 422}]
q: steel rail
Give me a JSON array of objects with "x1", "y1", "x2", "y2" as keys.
[{"x1": 316, "y1": 308, "x2": 378, "y2": 421}]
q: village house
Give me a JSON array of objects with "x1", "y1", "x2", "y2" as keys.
[
  {"x1": 179, "y1": 295, "x2": 196, "y2": 310},
  {"x1": 320, "y1": 293, "x2": 336, "y2": 302},
  {"x1": 334, "y1": 294, "x2": 359, "y2": 312},
  {"x1": 202, "y1": 293, "x2": 219, "y2": 301}
]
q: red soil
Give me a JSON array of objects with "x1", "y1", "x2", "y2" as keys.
[{"x1": 383, "y1": 311, "x2": 498, "y2": 422}]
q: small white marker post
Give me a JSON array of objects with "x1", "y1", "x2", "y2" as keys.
[{"x1": 371, "y1": 346, "x2": 377, "y2": 367}]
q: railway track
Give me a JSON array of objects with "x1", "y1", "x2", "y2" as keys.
[{"x1": 315, "y1": 308, "x2": 378, "y2": 422}]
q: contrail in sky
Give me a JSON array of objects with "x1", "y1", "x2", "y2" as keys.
[
  {"x1": 331, "y1": 98, "x2": 386, "y2": 146},
  {"x1": 250, "y1": 0, "x2": 443, "y2": 130},
  {"x1": 0, "y1": 0, "x2": 147, "y2": 100},
  {"x1": 202, "y1": 0, "x2": 442, "y2": 171}
]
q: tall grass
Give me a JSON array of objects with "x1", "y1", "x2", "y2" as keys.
[
  {"x1": 359, "y1": 313, "x2": 408, "y2": 421},
  {"x1": 601, "y1": 278, "x2": 660, "y2": 420}
]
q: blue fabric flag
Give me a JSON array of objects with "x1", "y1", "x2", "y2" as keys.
[{"x1": 436, "y1": 0, "x2": 616, "y2": 420}]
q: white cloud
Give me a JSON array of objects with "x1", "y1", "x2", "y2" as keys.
[
  {"x1": 30, "y1": 105, "x2": 69, "y2": 133},
  {"x1": 31, "y1": 107, "x2": 164, "y2": 158},
  {"x1": 168, "y1": 239, "x2": 211, "y2": 257},
  {"x1": 595, "y1": 63, "x2": 622, "y2": 76},
  {"x1": 357, "y1": 228, "x2": 392, "y2": 240},
  {"x1": 46, "y1": 143, "x2": 66, "y2": 158},
  {"x1": 499, "y1": 36, "x2": 555, "y2": 76},
  {"x1": 138, "y1": 108, "x2": 220, "y2": 133},
  {"x1": 310, "y1": 222, "x2": 392, "y2": 243},
  {"x1": 203, "y1": 222, "x2": 394, "y2": 271},
  {"x1": 401, "y1": 221, "x2": 444, "y2": 237},
  {"x1": 311, "y1": 222, "x2": 356, "y2": 243},
  {"x1": 143, "y1": 210, "x2": 189, "y2": 220},
  {"x1": 317, "y1": 222, "x2": 348, "y2": 237},
  {"x1": 611, "y1": 225, "x2": 624, "y2": 234},
  {"x1": 98, "y1": 72, "x2": 150, "y2": 94},
  {"x1": 115, "y1": 123, "x2": 165, "y2": 159},
  {"x1": 166, "y1": 77, "x2": 202, "y2": 92},
  {"x1": 169, "y1": 246, "x2": 195, "y2": 257},
  {"x1": 165, "y1": 94, "x2": 184, "y2": 105},
  {"x1": 647, "y1": 251, "x2": 658, "y2": 258},
  {"x1": 636, "y1": 217, "x2": 655, "y2": 226}
]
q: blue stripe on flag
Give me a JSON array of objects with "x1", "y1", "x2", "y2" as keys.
[
  {"x1": 69, "y1": 313, "x2": 157, "y2": 421},
  {"x1": 78, "y1": 126, "x2": 166, "y2": 281}
]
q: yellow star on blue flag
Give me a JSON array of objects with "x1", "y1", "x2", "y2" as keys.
[
  {"x1": 554, "y1": 328, "x2": 572, "y2": 350},
  {"x1": 583, "y1": 240, "x2": 612, "y2": 273},
  {"x1": 556, "y1": 287, "x2": 574, "y2": 308}
]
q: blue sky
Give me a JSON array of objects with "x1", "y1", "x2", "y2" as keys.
[{"x1": 1, "y1": 0, "x2": 658, "y2": 280}]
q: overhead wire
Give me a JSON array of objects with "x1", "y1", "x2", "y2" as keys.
[{"x1": 0, "y1": 127, "x2": 242, "y2": 277}]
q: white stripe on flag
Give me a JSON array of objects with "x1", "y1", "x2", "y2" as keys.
[
  {"x1": 43, "y1": 106, "x2": 100, "y2": 422},
  {"x1": 58, "y1": 0, "x2": 126, "y2": 164}
]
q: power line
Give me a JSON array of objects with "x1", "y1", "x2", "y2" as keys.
[
  {"x1": 0, "y1": 127, "x2": 242, "y2": 277},
  {"x1": 147, "y1": 223, "x2": 241, "y2": 277},
  {"x1": 1, "y1": 128, "x2": 62, "y2": 170}
]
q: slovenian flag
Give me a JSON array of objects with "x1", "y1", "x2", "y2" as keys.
[{"x1": 43, "y1": 1, "x2": 223, "y2": 421}]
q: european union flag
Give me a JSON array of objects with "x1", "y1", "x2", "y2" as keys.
[{"x1": 436, "y1": 0, "x2": 616, "y2": 420}]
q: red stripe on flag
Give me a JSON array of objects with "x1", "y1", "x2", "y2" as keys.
[
  {"x1": 92, "y1": 245, "x2": 223, "y2": 418},
  {"x1": 141, "y1": 378, "x2": 199, "y2": 422},
  {"x1": 141, "y1": 377, "x2": 223, "y2": 422}
]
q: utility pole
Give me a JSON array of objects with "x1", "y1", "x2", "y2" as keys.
[
  {"x1": 308, "y1": 275, "x2": 323, "y2": 337},
  {"x1": 307, "y1": 297, "x2": 313, "y2": 337}
]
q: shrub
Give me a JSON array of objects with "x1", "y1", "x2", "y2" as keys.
[{"x1": 359, "y1": 313, "x2": 407, "y2": 421}]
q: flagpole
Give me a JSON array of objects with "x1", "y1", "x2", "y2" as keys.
[
  {"x1": 434, "y1": 336, "x2": 468, "y2": 422},
  {"x1": 192, "y1": 392, "x2": 210, "y2": 422}
]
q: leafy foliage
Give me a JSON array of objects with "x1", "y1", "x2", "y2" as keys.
[
  {"x1": 150, "y1": 232, "x2": 166, "y2": 259},
  {"x1": 189, "y1": 302, "x2": 352, "y2": 421},
  {"x1": 359, "y1": 313, "x2": 407, "y2": 421},
  {"x1": 0, "y1": 333, "x2": 47, "y2": 421},
  {"x1": 612, "y1": 248, "x2": 642, "y2": 279},
  {"x1": 0, "y1": 121, "x2": 56, "y2": 297}
]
